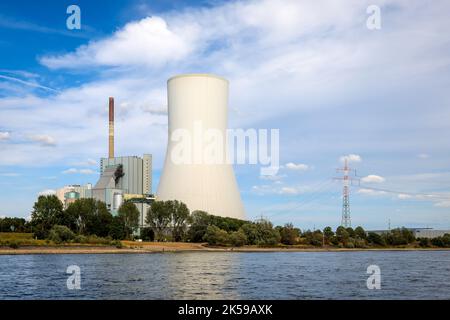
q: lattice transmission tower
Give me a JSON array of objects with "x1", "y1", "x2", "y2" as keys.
[{"x1": 334, "y1": 158, "x2": 360, "y2": 227}]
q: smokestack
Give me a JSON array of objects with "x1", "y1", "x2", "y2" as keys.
[{"x1": 108, "y1": 97, "x2": 114, "y2": 159}]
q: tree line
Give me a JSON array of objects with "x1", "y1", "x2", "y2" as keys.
[{"x1": 2, "y1": 195, "x2": 450, "y2": 248}]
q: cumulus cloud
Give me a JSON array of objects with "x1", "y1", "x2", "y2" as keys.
[
  {"x1": 285, "y1": 162, "x2": 309, "y2": 171},
  {"x1": 0, "y1": 131, "x2": 10, "y2": 140},
  {"x1": 40, "y1": 17, "x2": 195, "y2": 69},
  {"x1": 340, "y1": 154, "x2": 362, "y2": 163},
  {"x1": 29, "y1": 134, "x2": 56, "y2": 146},
  {"x1": 361, "y1": 175, "x2": 385, "y2": 183}
]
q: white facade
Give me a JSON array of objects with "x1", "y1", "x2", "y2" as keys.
[{"x1": 157, "y1": 74, "x2": 245, "y2": 220}]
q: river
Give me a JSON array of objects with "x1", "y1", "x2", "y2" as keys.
[{"x1": 0, "y1": 251, "x2": 449, "y2": 299}]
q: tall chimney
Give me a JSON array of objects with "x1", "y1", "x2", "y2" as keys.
[{"x1": 108, "y1": 97, "x2": 114, "y2": 159}]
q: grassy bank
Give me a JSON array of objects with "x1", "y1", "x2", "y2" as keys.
[{"x1": 1, "y1": 238, "x2": 449, "y2": 255}]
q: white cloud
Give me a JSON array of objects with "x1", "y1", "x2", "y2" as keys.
[
  {"x1": 29, "y1": 134, "x2": 56, "y2": 146},
  {"x1": 361, "y1": 175, "x2": 385, "y2": 183},
  {"x1": 0, "y1": 172, "x2": 20, "y2": 177},
  {"x1": 0, "y1": 131, "x2": 10, "y2": 140},
  {"x1": 260, "y1": 174, "x2": 285, "y2": 181},
  {"x1": 398, "y1": 194, "x2": 413, "y2": 200},
  {"x1": 340, "y1": 154, "x2": 362, "y2": 163},
  {"x1": 357, "y1": 188, "x2": 386, "y2": 196},
  {"x1": 40, "y1": 17, "x2": 195, "y2": 69},
  {"x1": 279, "y1": 187, "x2": 300, "y2": 195},
  {"x1": 62, "y1": 168, "x2": 97, "y2": 175},
  {"x1": 417, "y1": 153, "x2": 430, "y2": 159},
  {"x1": 434, "y1": 200, "x2": 450, "y2": 208},
  {"x1": 72, "y1": 158, "x2": 97, "y2": 166},
  {"x1": 285, "y1": 162, "x2": 309, "y2": 171},
  {"x1": 38, "y1": 189, "x2": 56, "y2": 196},
  {"x1": 62, "y1": 168, "x2": 78, "y2": 174}
]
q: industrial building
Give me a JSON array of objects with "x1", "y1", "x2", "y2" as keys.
[
  {"x1": 56, "y1": 97, "x2": 154, "y2": 231},
  {"x1": 55, "y1": 183, "x2": 92, "y2": 209},
  {"x1": 157, "y1": 74, "x2": 245, "y2": 220},
  {"x1": 91, "y1": 97, "x2": 154, "y2": 227},
  {"x1": 368, "y1": 228, "x2": 450, "y2": 239}
]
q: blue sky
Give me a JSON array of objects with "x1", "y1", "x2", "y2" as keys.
[{"x1": 1, "y1": 0, "x2": 450, "y2": 230}]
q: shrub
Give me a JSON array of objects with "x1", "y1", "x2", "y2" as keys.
[
  {"x1": 203, "y1": 226, "x2": 229, "y2": 246},
  {"x1": 418, "y1": 237, "x2": 431, "y2": 247},
  {"x1": 367, "y1": 232, "x2": 386, "y2": 246},
  {"x1": 48, "y1": 225, "x2": 75, "y2": 244},
  {"x1": 9, "y1": 241, "x2": 19, "y2": 249},
  {"x1": 111, "y1": 240, "x2": 123, "y2": 248},
  {"x1": 140, "y1": 227, "x2": 155, "y2": 241},
  {"x1": 229, "y1": 230, "x2": 247, "y2": 247}
]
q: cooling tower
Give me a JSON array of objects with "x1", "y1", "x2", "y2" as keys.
[{"x1": 157, "y1": 74, "x2": 245, "y2": 220}]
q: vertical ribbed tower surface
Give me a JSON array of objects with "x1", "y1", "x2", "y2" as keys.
[{"x1": 157, "y1": 74, "x2": 245, "y2": 220}]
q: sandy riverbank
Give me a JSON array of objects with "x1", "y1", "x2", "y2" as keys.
[{"x1": 1, "y1": 241, "x2": 449, "y2": 255}]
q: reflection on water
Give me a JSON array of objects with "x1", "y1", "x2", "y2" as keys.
[{"x1": 0, "y1": 251, "x2": 449, "y2": 299}]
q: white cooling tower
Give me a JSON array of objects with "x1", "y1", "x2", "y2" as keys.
[{"x1": 157, "y1": 74, "x2": 245, "y2": 220}]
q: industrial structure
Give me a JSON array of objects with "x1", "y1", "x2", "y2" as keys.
[
  {"x1": 56, "y1": 97, "x2": 154, "y2": 230},
  {"x1": 157, "y1": 74, "x2": 245, "y2": 220},
  {"x1": 334, "y1": 159, "x2": 359, "y2": 227},
  {"x1": 55, "y1": 183, "x2": 92, "y2": 209},
  {"x1": 368, "y1": 228, "x2": 450, "y2": 239}
]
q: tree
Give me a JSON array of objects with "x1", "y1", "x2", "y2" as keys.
[
  {"x1": 203, "y1": 225, "x2": 229, "y2": 245},
  {"x1": 336, "y1": 226, "x2": 350, "y2": 245},
  {"x1": 187, "y1": 210, "x2": 211, "y2": 242},
  {"x1": 254, "y1": 220, "x2": 280, "y2": 246},
  {"x1": 367, "y1": 232, "x2": 385, "y2": 246},
  {"x1": 109, "y1": 216, "x2": 126, "y2": 240},
  {"x1": 64, "y1": 199, "x2": 112, "y2": 236},
  {"x1": 279, "y1": 223, "x2": 300, "y2": 245},
  {"x1": 48, "y1": 225, "x2": 75, "y2": 243},
  {"x1": 118, "y1": 202, "x2": 140, "y2": 239},
  {"x1": 140, "y1": 227, "x2": 155, "y2": 241},
  {"x1": 346, "y1": 227, "x2": 356, "y2": 238},
  {"x1": 354, "y1": 226, "x2": 367, "y2": 240},
  {"x1": 170, "y1": 200, "x2": 190, "y2": 241},
  {"x1": 323, "y1": 226, "x2": 334, "y2": 244},
  {"x1": 240, "y1": 223, "x2": 259, "y2": 245},
  {"x1": 31, "y1": 195, "x2": 64, "y2": 239},
  {"x1": 146, "y1": 201, "x2": 172, "y2": 241},
  {"x1": 0, "y1": 217, "x2": 30, "y2": 233},
  {"x1": 229, "y1": 230, "x2": 247, "y2": 246}
]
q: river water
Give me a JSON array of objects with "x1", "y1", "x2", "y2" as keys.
[{"x1": 0, "y1": 251, "x2": 449, "y2": 299}]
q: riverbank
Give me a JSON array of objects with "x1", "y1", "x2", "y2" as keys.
[{"x1": 1, "y1": 241, "x2": 449, "y2": 255}]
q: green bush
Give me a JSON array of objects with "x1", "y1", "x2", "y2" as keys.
[
  {"x1": 418, "y1": 237, "x2": 431, "y2": 247},
  {"x1": 367, "y1": 232, "x2": 386, "y2": 246},
  {"x1": 9, "y1": 241, "x2": 19, "y2": 249},
  {"x1": 203, "y1": 226, "x2": 229, "y2": 245},
  {"x1": 229, "y1": 230, "x2": 247, "y2": 247},
  {"x1": 111, "y1": 240, "x2": 123, "y2": 248},
  {"x1": 48, "y1": 225, "x2": 75, "y2": 244}
]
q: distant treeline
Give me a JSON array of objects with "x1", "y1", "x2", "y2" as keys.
[{"x1": 1, "y1": 195, "x2": 450, "y2": 249}]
